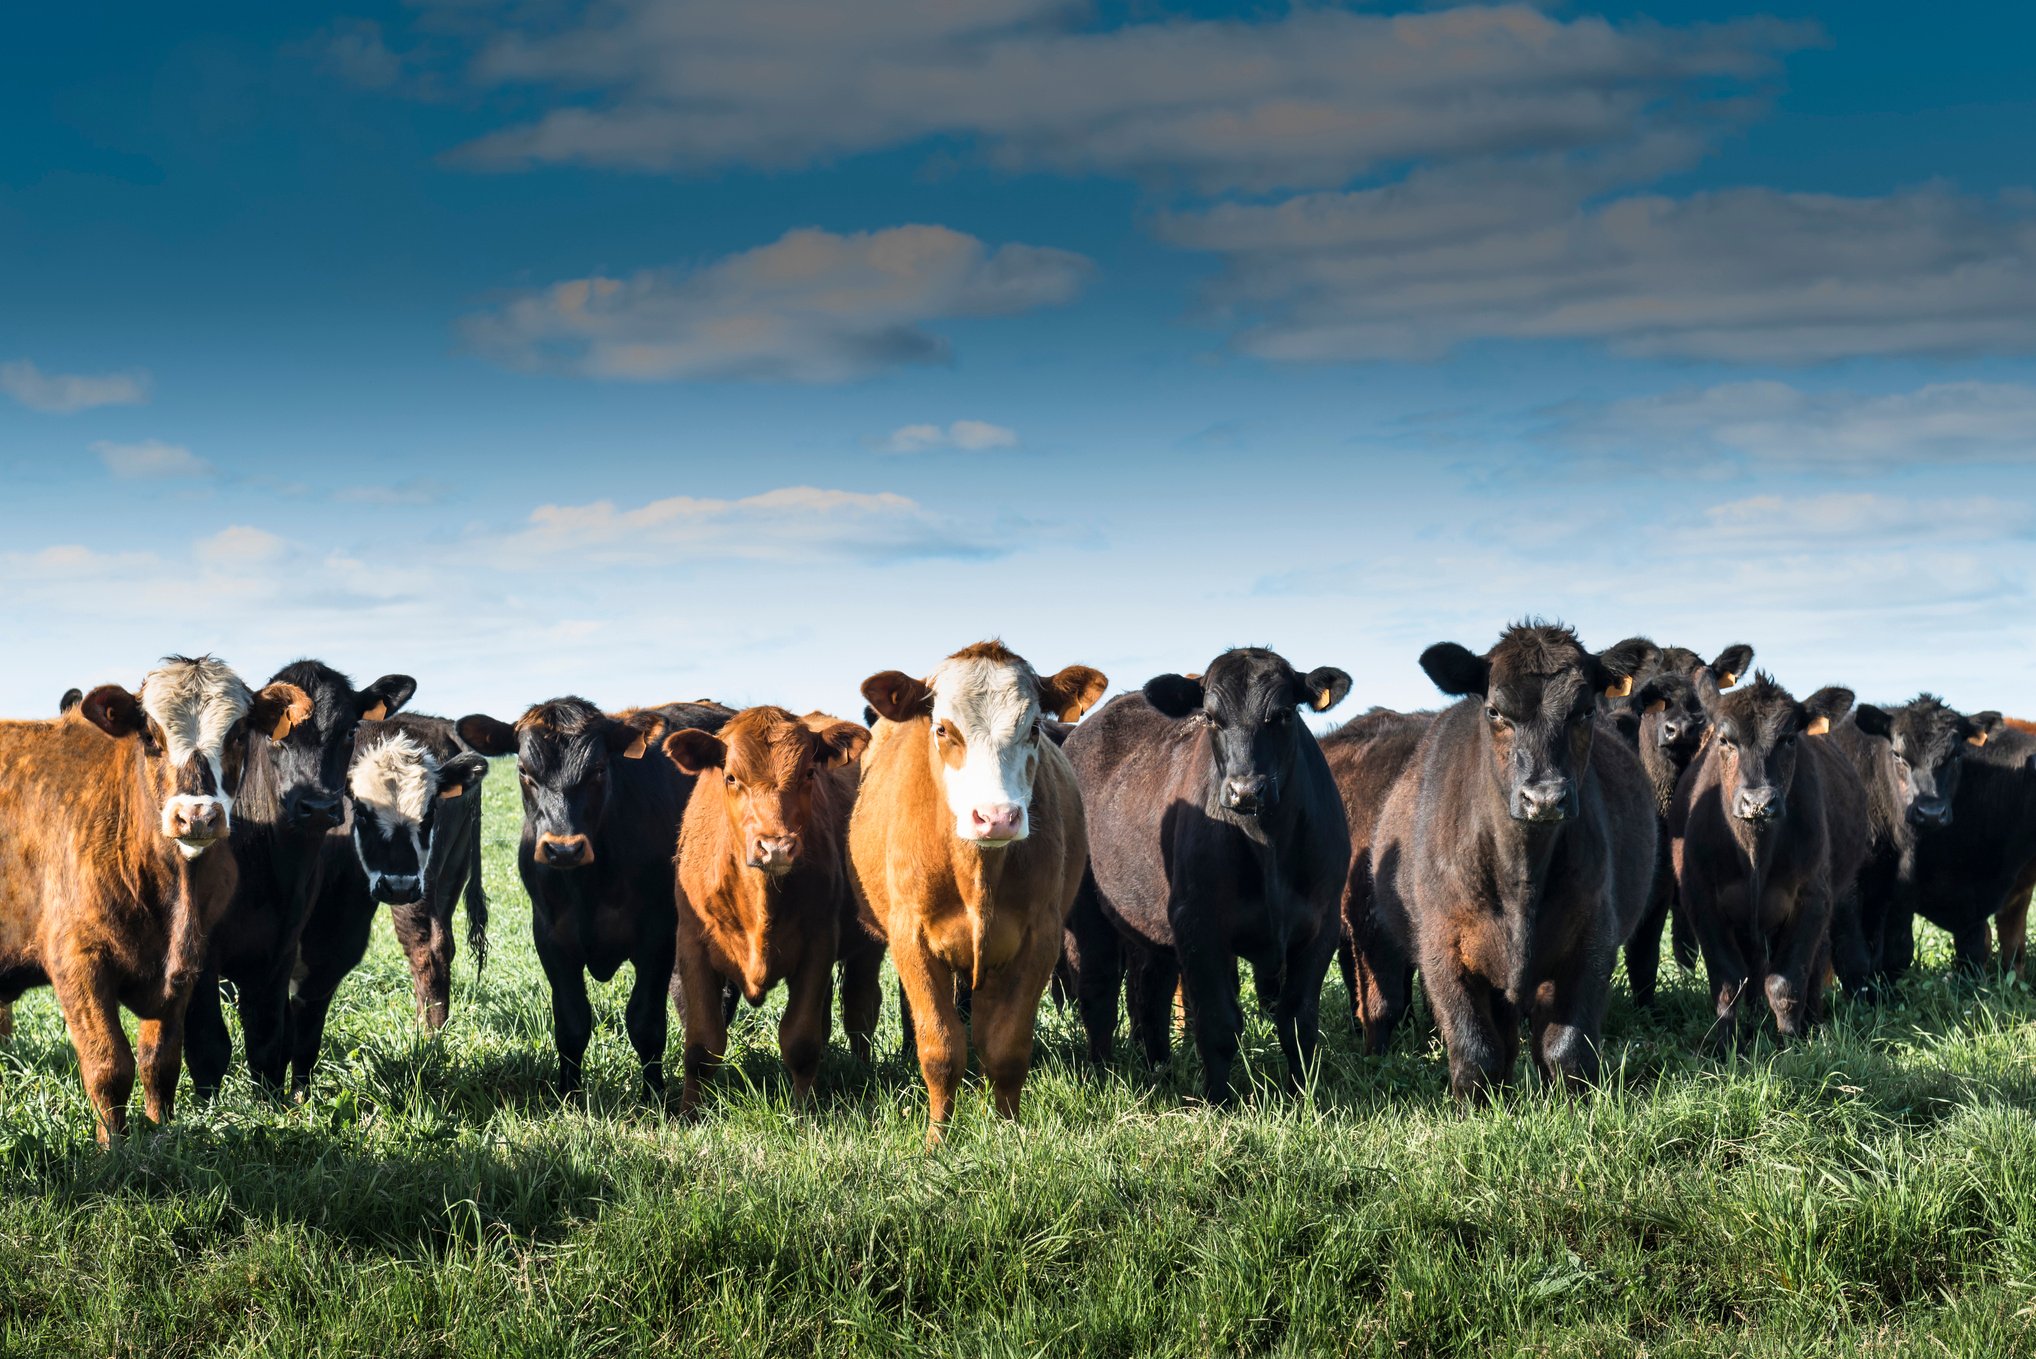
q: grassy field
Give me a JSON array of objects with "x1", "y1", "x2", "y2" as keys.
[{"x1": 2, "y1": 765, "x2": 2035, "y2": 1357}]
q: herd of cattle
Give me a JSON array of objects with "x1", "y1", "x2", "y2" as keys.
[{"x1": 0, "y1": 628, "x2": 2030, "y2": 1147}]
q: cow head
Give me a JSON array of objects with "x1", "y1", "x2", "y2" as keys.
[
  {"x1": 261, "y1": 662, "x2": 417, "y2": 833},
  {"x1": 1422, "y1": 624, "x2": 1658, "y2": 824},
  {"x1": 457, "y1": 697, "x2": 661, "y2": 869},
  {"x1": 78, "y1": 656, "x2": 312, "y2": 858},
  {"x1": 1631, "y1": 670, "x2": 1710, "y2": 770},
  {"x1": 663, "y1": 706, "x2": 868, "y2": 876},
  {"x1": 347, "y1": 723, "x2": 487, "y2": 904},
  {"x1": 1144, "y1": 648, "x2": 1350, "y2": 817},
  {"x1": 1852, "y1": 694, "x2": 2003, "y2": 829},
  {"x1": 861, "y1": 640, "x2": 1106, "y2": 846},
  {"x1": 1646, "y1": 642, "x2": 1754, "y2": 692},
  {"x1": 1696, "y1": 671, "x2": 1853, "y2": 824}
]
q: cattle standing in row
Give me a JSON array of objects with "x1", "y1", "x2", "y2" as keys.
[
  {"x1": 1320, "y1": 709, "x2": 1432, "y2": 1050},
  {"x1": 1362, "y1": 626, "x2": 1658, "y2": 1096},
  {"x1": 1065, "y1": 649, "x2": 1352, "y2": 1103},
  {"x1": 1671, "y1": 674, "x2": 1867, "y2": 1047},
  {"x1": 286, "y1": 713, "x2": 490, "y2": 1092},
  {"x1": 1904, "y1": 721, "x2": 2036, "y2": 978},
  {"x1": 663, "y1": 706, "x2": 877, "y2": 1115},
  {"x1": 0, "y1": 658, "x2": 309, "y2": 1140},
  {"x1": 850, "y1": 641, "x2": 1104, "y2": 1146},
  {"x1": 183, "y1": 662, "x2": 416, "y2": 1098},
  {"x1": 460, "y1": 698, "x2": 732, "y2": 1101}
]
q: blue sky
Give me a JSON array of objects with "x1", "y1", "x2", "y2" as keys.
[{"x1": 4, "y1": 0, "x2": 2035, "y2": 722}]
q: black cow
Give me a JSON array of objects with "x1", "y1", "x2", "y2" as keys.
[
  {"x1": 1904, "y1": 720, "x2": 2036, "y2": 978},
  {"x1": 284, "y1": 713, "x2": 490, "y2": 1092},
  {"x1": 1364, "y1": 624, "x2": 1658, "y2": 1097},
  {"x1": 183, "y1": 661, "x2": 415, "y2": 1097},
  {"x1": 459, "y1": 697, "x2": 732, "y2": 1101},
  {"x1": 1062, "y1": 648, "x2": 1352, "y2": 1104}
]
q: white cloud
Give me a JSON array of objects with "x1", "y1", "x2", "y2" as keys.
[
  {"x1": 1693, "y1": 492, "x2": 2030, "y2": 547},
  {"x1": 877, "y1": 419, "x2": 1019, "y2": 454},
  {"x1": 92, "y1": 439, "x2": 214, "y2": 480},
  {"x1": 322, "y1": 19, "x2": 405, "y2": 89},
  {"x1": 1554, "y1": 380, "x2": 2036, "y2": 469},
  {"x1": 445, "y1": 2, "x2": 1806, "y2": 194},
  {"x1": 2, "y1": 361, "x2": 150, "y2": 414},
  {"x1": 195, "y1": 525, "x2": 288, "y2": 566},
  {"x1": 462, "y1": 224, "x2": 1091, "y2": 382}
]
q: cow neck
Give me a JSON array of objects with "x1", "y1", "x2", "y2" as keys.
[
  {"x1": 1636, "y1": 738, "x2": 1683, "y2": 820},
  {"x1": 1466, "y1": 717, "x2": 1569, "y2": 1009},
  {"x1": 108, "y1": 733, "x2": 232, "y2": 1007}
]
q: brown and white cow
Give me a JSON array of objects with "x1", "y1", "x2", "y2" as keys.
[
  {"x1": 662, "y1": 706, "x2": 877, "y2": 1115},
  {"x1": 849, "y1": 640, "x2": 1106, "y2": 1146},
  {"x1": 0, "y1": 657, "x2": 310, "y2": 1141}
]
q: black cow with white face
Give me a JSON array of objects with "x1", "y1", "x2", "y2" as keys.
[
  {"x1": 183, "y1": 660, "x2": 415, "y2": 1098},
  {"x1": 459, "y1": 696, "x2": 732, "y2": 1101}
]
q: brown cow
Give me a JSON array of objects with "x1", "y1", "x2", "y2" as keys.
[
  {"x1": 662, "y1": 706, "x2": 878, "y2": 1115},
  {"x1": 0, "y1": 657, "x2": 310, "y2": 1141},
  {"x1": 850, "y1": 640, "x2": 1105, "y2": 1146}
]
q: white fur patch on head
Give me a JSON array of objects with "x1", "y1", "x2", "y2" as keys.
[
  {"x1": 350, "y1": 732, "x2": 439, "y2": 829},
  {"x1": 140, "y1": 657, "x2": 252, "y2": 768},
  {"x1": 928, "y1": 648, "x2": 1042, "y2": 842}
]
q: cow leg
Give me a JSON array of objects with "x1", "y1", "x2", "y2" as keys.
[
  {"x1": 1272, "y1": 927, "x2": 1336, "y2": 1095},
  {"x1": 894, "y1": 943, "x2": 964, "y2": 1147},
  {"x1": 183, "y1": 968, "x2": 232, "y2": 1101},
  {"x1": 1689, "y1": 914, "x2": 1754, "y2": 1057},
  {"x1": 1125, "y1": 943, "x2": 1178, "y2": 1069},
  {"x1": 291, "y1": 882, "x2": 380, "y2": 1097},
  {"x1": 1350, "y1": 921, "x2": 1411, "y2": 1056},
  {"x1": 237, "y1": 965, "x2": 293, "y2": 1096},
  {"x1": 1064, "y1": 879, "x2": 1123, "y2": 1066},
  {"x1": 1529, "y1": 954, "x2": 1609, "y2": 1092},
  {"x1": 1766, "y1": 889, "x2": 1830, "y2": 1041},
  {"x1": 55, "y1": 968, "x2": 135, "y2": 1143},
  {"x1": 674, "y1": 938, "x2": 730, "y2": 1118},
  {"x1": 537, "y1": 944, "x2": 595, "y2": 1103},
  {"x1": 626, "y1": 935, "x2": 675, "y2": 1102},
  {"x1": 1625, "y1": 874, "x2": 1670, "y2": 1008},
  {"x1": 136, "y1": 997, "x2": 190, "y2": 1127},
  {"x1": 1177, "y1": 928, "x2": 1246, "y2": 1105},
  {"x1": 837, "y1": 935, "x2": 883, "y2": 1066},
  {"x1": 1951, "y1": 923, "x2": 1992, "y2": 978},
  {"x1": 1996, "y1": 895, "x2": 2031, "y2": 978},
  {"x1": 970, "y1": 929, "x2": 1059, "y2": 1126},
  {"x1": 1423, "y1": 951, "x2": 1514, "y2": 1102},
  {"x1": 1826, "y1": 884, "x2": 1877, "y2": 1007},
  {"x1": 780, "y1": 955, "x2": 835, "y2": 1106}
]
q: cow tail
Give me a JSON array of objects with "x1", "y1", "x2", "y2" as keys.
[{"x1": 464, "y1": 837, "x2": 490, "y2": 974}]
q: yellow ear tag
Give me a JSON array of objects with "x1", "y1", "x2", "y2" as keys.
[
  {"x1": 438, "y1": 782, "x2": 464, "y2": 800},
  {"x1": 1645, "y1": 699, "x2": 1668, "y2": 716},
  {"x1": 1605, "y1": 675, "x2": 1633, "y2": 699},
  {"x1": 1805, "y1": 716, "x2": 1830, "y2": 737},
  {"x1": 1312, "y1": 689, "x2": 1336, "y2": 711},
  {"x1": 1969, "y1": 731, "x2": 1990, "y2": 748},
  {"x1": 1718, "y1": 672, "x2": 1739, "y2": 689}
]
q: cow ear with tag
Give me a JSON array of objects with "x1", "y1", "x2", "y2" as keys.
[
  {"x1": 1963, "y1": 710, "x2": 2004, "y2": 748},
  {"x1": 437, "y1": 752, "x2": 488, "y2": 800},
  {"x1": 1296, "y1": 666, "x2": 1352, "y2": 713},
  {"x1": 1593, "y1": 637, "x2": 1658, "y2": 700},
  {"x1": 609, "y1": 712, "x2": 665, "y2": 759},
  {"x1": 803, "y1": 715, "x2": 872, "y2": 769},
  {"x1": 251, "y1": 683, "x2": 315, "y2": 742},
  {"x1": 358, "y1": 674, "x2": 418, "y2": 723},
  {"x1": 1708, "y1": 644, "x2": 1754, "y2": 690},
  {"x1": 1801, "y1": 686, "x2": 1854, "y2": 737},
  {"x1": 1039, "y1": 665, "x2": 1109, "y2": 722}
]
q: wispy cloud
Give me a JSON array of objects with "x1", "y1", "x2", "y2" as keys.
[
  {"x1": 462, "y1": 224, "x2": 1092, "y2": 383},
  {"x1": 877, "y1": 420, "x2": 1018, "y2": 454},
  {"x1": 91, "y1": 439, "x2": 213, "y2": 479},
  {"x1": 3, "y1": 360, "x2": 150, "y2": 414}
]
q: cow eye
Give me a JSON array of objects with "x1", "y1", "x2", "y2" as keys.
[{"x1": 724, "y1": 773, "x2": 739, "y2": 788}]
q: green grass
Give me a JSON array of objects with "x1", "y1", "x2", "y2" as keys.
[{"x1": 2, "y1": 766, "x2": 2035, "y2": 1356}]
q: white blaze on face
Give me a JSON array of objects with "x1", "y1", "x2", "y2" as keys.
[
  {"x1": 140, "y1": 657, "x2": 252, "y2": 855},
  {"x1": 929, "y1": 652, "x2": 1042, "y2": 844},
  {"x1": 349, "y1": 733, "x2": 436, "y2": 900}
]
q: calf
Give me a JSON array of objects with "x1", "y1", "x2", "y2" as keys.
[
  {"x1": 460, "y1": 697, "x2": 731, "y2": 1100},
  {"x1": 1367, "y1": 625, "x2": 1658, "y2": 1097},
  {"x1": 183, "y1": 661, "x2": 416, "y2": 1097},
  {"x1": 1670, "y1": 674, "x2": 1868, "y2": 1047},
  {"x1": 0, "y1": 657, "x2": 309, "y2": 1140},
  {"x1": 662, "y1": 706, "x2": 877, "y2": 1114},
  {"x1": 285, "y1": 713, "x2": 490, "y2": 1092},
  {"x1": 1904, "y1": 719, "x2": 2036, "y2": 977},
  {"x1": 1065, "y1": 648, "x2": 1352, "y2": 1103},
  {"x1": 849, "y1": 641, "x2": 1105, "y2": 1146}
]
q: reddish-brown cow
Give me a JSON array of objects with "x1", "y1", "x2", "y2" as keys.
[
  {"x1": 0, "y1": 657, "x2": 309, "y2": 1141},
  {"x1": 663, "y1": 706, "x2": 877, "y2": 1115}
]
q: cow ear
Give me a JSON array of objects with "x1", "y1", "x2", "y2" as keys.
[
  {"x1": 861, "y1": 705, "x2": 879, "y2": 727},
  {"x1": 1419, "y1": 643, "x2": 1489, "y2": 699},
  {"x1": 661, "y1": 728, "x2": 727, "y2": 775},
  {"x1": 861, "y1": 671, "x2": 934, "y2": 723},
  {"x1": 1143, "y1": 674, "x2": 1205, "y2": 718},
  {"x1": 80, "y1": 685, "x2": 146, "y2": 738},
  {"x1": 1593, "y1": 637, "x2": 1659, "y2": 699},
  {"x1": 458, "y1": 714, "x2": 518, "y2": 756},
  {"x1": 58, "y1": 688, "x2": 82, "y2": 714},
  {"x1": 1965, "y1": 710, "x2": 2004, "y2": 747},
  {"x1": 1693, "y1": 668, "x2": 1725, "y2": 718},
  {"x1": 436, "y1": 752, "x2": 488, "y2": 800},
  {"x1": 1297, "y1": 667, "x2": 1352, "y2": 713},
  {"x1": 1633, "y1": 677, "x2": 1674, "y2": 717},
  {"x1": 1038, "y1": 665, "x2": 1108, "y2": 722},
  {"x1": 1853, "y1": 704, "x2": 1893, "y2": 740},
  {"x1": 609, "y1": 712, "x2": 665, "y2": 759},
  {"x1": 358, "y1": 674, "x2": 417, "y2": 723},
  {"x1": 251, "y1": 683, "x2": 315, "y2": 742},
  {"x1": 1708, "y1": 645, "x2": 1754, "y2": 690},
  {"x1": 1801, "y1": 686, "x2": 1854, "y2": 736},
  {"x1": 805, "y1": 717, "x2": 871, "y2": 769}
]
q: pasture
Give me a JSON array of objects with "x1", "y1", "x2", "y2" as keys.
[{"x1": 2, "y1": 762, "x2": 2034, "y2": 1357}]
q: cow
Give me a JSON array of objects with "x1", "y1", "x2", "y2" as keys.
[
  {"x1": 283, "y1": 713, "x2": 490, "y2": 1093},
  {"x1": 1829, "y1": 695, "x2": 2002, "y2": 997},
  {"x1": 1364, "y1": 624, "x2": 1659, "y2": 1097},
  {"x1": 660, "y1": 706, "x2": 877, "y2": 1114},
  {"x1": 1670, "y1": 673, "x2": 1868, "y2": 1048},
  {"x1": 459, "y1": 697, "x2": 731, "y2": 1101},
  {"x1": 1318, "y1": 708, "x2": 1433, "y2": 1050},
  {"x1": 1063, "y1": 648, "x2": 1353, "y2": 1104},
  {"x1": 849, "y1": 641, "x2": 1105, "y2": 1146},
  {"x1": 0, "y1": 657, "x2": 310, "y2": 1141},
  {"x1": 182, "y1": 661, "x2": 417, "y2": 1098},
  {"x1": 1902, "y1": 719, "x2": 2036, "y2": 978}
]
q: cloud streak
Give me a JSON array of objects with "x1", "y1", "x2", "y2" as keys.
[{"x1": 3, "y1": 361, "x2": 151, "y2": 414}]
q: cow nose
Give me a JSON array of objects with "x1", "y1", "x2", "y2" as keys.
[
  {"x1": 967, "y1": 803, "x2": 1025, "y2": 842},
  {"x1": 1908, "y1": 798, "x2": 1951, "y2": 828},
  {"x1": 1514, "y1": 781, "x2": 1571, "y2": 823},
  {"x1": 291, "y1": 792, "x2": 343, "y2": 829},
  {"x1": 1734, "y1": 787, "x2": 1783, "y2": 822},
  {"x1": 749, "y1": 835, "x2": 800, "y2": 874},
  {"x1": 373, "y1": 874, "x2": 422, "y2": 905},
  {"x1": 1659, "y1": 720, "x2": 1685, "y2": 746},
  {"x1": 1221, "y1": 775, "x2": 1268, "y2": 814},
  {"x1": 538, "y1": 834, "x2": 592, "y2": 867},
  {"x1": 173, "y1": 800, "x2": 224, "y2": 839}
]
